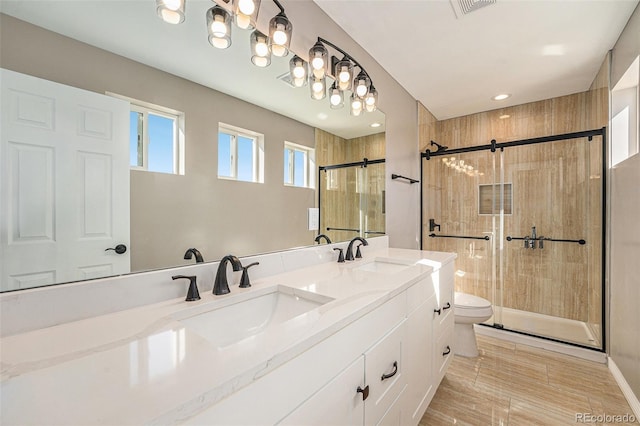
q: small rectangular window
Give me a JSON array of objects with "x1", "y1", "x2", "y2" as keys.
[
  {"x1": 284, "y1": 141, "x2": 315, "y2": 189},
  {"x1": 111, "y1": 93, "x2": 184, "y2": 175},
  {"x1": 218, "y1": 123, "x2": 264, "y2": 183}
]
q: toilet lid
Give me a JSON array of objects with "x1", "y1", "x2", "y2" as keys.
[{"x1": 454, "y1": 292, "x2": 492, "y2": 309}]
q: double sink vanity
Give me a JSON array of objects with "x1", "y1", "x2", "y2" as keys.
[{"x1": 0, "y1": 242, "x2": 455, "y2": 425}]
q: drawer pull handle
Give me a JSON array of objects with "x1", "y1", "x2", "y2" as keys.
[
  {"x1": 442, "y1": 302, "x2": 451, "y2": 310},
  {"x1": 442, "y1": 345, "x2": 451, "y2": 356},
  {"x1": 381, "y1": 361, "x2": 398, "y2": 381},
  {"x1": 434, "y1": 307, "x2": 441, "y2": 315},
  {"x1": 357, "y1": 385, "x2": 369, "y2": 401}
]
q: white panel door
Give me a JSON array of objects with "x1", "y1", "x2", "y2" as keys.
[{"x1": 1, "y1": 68, "x2": 130, "y2": 290}]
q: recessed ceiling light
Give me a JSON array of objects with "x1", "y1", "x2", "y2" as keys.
[
  {"x1": 317, "y1": 112, "x2": 328, "y2": 120},
  {"x1": 499, "y1": 114, "x2": 510, "y2": 119},
  {"x1": 370, "y1": 122, "x2": 381, "y2": 128},
  {"x1": 492, "y1": 94, "x2": 511, "y2": 101}
]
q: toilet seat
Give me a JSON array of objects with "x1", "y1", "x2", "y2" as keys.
[{"x1": 454, "y1": 292, "x2": 491, "y2": 309}]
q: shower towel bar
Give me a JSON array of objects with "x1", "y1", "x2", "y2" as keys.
[
  {"x1": 327, "y1": 227, "x2": 360, "y2": 233},
  {"x1": 506, "y1": 236, "x2": 586, "y2": 245},
  {"x1": 391, "y1": 174, "x2": 419, "y2": 184},
  {"x1": 429, "y1": 233, "x2": 490, "y2": 241},
  {"x1": 364, "y1": 230, "x2": 386, "y2": 235}
]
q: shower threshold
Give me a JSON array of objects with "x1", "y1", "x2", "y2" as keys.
[{"x1": 485, "y1": 307, "x2": 601, "y2": 349}]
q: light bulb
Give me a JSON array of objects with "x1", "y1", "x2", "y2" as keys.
[
  {"x1": 164, "y1": 0, "x2": 181, "y2": 11},
  {"x1": 271, "y1": 45, "x2": 286, "y2": 57},
  {"x1": 273, "y1": 27, "x2": 287, "y2": 45},
  {"x1": 293, "y1": 77, "x2": 306, "y2": 87},
  {"x1": 311, "y1": 57, "x2": 324, "y2": 70},
  {"x1": 238, "y1": 0, "x2": 255, "y2": 15},
  {"x1": 339, "y1": 70, "x2": 350, "y2": 83},
  {"x1": 211, "y1": 20, "x2": 228, "y2": 37},
  {"x1": 330, "y1": 93, "x2": 342, "y2": 106},
  {"x1": 255, "y1": 42, "x2": 268, "y2": 56},
  {"x1": 365, "y1": 96, "x2": 375, "y2": 106},
  {"x1": 211, "y1": 37, "x2": 230, "y2": 49},
  {"x1": 352, "y1": 98, "x2": 362, "y2": 109},
  {"x1": 161, "y1": 9, "x2": 181, "y2": 24},
  {"x1": 312, "y1": 81, "x2": 324, "y2": 93},
  {"x1": 356, "y1": 83, "x2": 367, "y2": 97},
  {"x1": 293, "y1": 66, "x2": 305, "y2": 79},
  {"x1": 253, "y1": 57, "x2": 268, "y2": 67},
  {"x1": 236, "y1": 13, "x2": 250, "y2": 29}
]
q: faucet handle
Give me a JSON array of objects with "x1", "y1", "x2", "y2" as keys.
[
  {"x1": 355, "y1": 244, "x2": 363, "y2": 259},
  {"x1": 333, "y1": 248, "x2": 345, "y2": 263},
  {"x1": 172, "y1": 275, "x2": 201, "y2": 302},
  {"x1": 239, "y1": 262, "x2": 259, "y2": 288}
]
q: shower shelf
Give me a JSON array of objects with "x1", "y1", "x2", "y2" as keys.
[
  {"x1": 506, "y1": 236, "x2": 586, "y2": 245},
  {"x1": 429, "y1": 233, "x2": 490, "y2": 241}
]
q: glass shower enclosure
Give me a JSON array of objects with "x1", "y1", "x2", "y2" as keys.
[
  {"x1": 318, "y1": 159, "x2": 386, "y2": 243},
  {"x1": 421, "y1": 129, "x2": 605, "y2": 350}
]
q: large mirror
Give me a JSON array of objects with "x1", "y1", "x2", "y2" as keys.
[{"x1": 0, "y1": 1, "x2": 385, "y2": 292}]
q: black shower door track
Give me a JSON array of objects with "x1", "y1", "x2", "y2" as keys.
[{"x1": 419, "y1": 127, "x2": 607, "y2": 352}]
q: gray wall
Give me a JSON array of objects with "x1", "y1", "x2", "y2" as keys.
[
  {"x1": 0, "y1": 14, "x2": 317, "y2": 271},
  {"x1": 609, "y1": 2, "x2": 640, "y2": 404}
]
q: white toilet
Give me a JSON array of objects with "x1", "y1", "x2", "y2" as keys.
[{"x1": 454, "y1": 292, "x2": 493, "y2": 357}]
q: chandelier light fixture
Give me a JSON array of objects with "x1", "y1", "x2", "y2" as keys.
[
  {"x1": 233, "y1": 0, "x2": 260, "y2": 30},
  {"x1": 268, "y1": 7, "x2": 292, "y2": 57},
  {"x1": 304, "y1": 37, "x2": 378, "y2": 114},
  {"x1": 155, "y1": 0, "x2": 378, "y2": 116},
  {"x1": 289, "y1": 56, "x2": 308, "y2": 87},
  {"x1": 250, "y1": 30, "x2": 271, "y2": 67},
  {"x1": 156, "y1": 0, "x2": 186, "y2": 24},
  {"x1": 206, "y1": 5, "x2": 232, "y2": 49}
]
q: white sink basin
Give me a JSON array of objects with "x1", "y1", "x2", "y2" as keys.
[
  {"x1": 173, "y1": 286, "x2": 333, "y2": 348},
  {"x1": 353, "y1": 257, "x2": 414, "y2": 274}
]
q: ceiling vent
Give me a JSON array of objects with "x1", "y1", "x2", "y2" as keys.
[
  {"x1": 450, "y1": 0, "x2": 496, "y2": 18},
  {"x1": 276, "y1": 71, "x2": 297, "y2": 88}
]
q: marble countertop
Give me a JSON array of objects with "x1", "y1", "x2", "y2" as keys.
[{"x1": 0, "y1": 248, "x2": 455, "y2": 425}]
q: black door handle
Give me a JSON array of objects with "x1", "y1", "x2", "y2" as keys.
[
  {"x1": 356, "y1": 385, "x2": 369, "y2": 401},
  {"x1": 381, "y1": 361, "x2": 398, "y2": 381},
  {"x1": 442, "y1": 302, "x2": 452, "y2": 310},
  {"x1": 105, "y1": 244, "x2": 127, "y2": 254},
  {"x1": 443, "y1": 345, "x2": 451, "y2": 356}
]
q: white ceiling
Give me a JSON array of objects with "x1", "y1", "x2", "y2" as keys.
[
  {"x1": 2, "y1": 0, "x2": 638, "y2": 128},
  {"x1": 315, "y1": 0, "x2": 639, "y2": 120},
  {"x1": 0, "y1": 0, "x2": 385, "y2": 139}
]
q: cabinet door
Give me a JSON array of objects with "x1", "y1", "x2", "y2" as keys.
[
  {"x1": 278, "y1": 356, "x2": 365, "y2": 426},
  {"x1": 402, "y1": 293, "x2": 436, "y2": 426},
  {"x1": 364, "y1": 320, "x2": 406, "y2": 426}
]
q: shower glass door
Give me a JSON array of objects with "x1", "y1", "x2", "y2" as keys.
[
  {"x1": 422, "y1": 149, "x2": 500, "y2": 326},
  {"x1": 499, "y1": 136, "x2": 603, "y2": 348},
  {"x1": 319, "y1": 162, "x2": 386, "y2": 243},
  {"x1": 422, "y1": 133, "x2": 604, "y2": 350}
]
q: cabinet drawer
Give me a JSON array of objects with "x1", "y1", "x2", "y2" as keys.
[
  {"x1": 376, "y1": 385, "x2": 406, "y2": 426},
  {"x1": 434, "y1": 279, "x2": 454, "y2": 329},
  {"x1": 364, "y1": 320, "x2": 407, "y2": 426},
  {"x1": 406, "y1": 275, "x2": 435, "y2": 315},
  {"x1": 433, "y1": 323, "x2": 454, "y2": 384}
]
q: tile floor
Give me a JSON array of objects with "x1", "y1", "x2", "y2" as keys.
[{"x1": 421, "y1": 335, "x2": 638, "y2": 425}]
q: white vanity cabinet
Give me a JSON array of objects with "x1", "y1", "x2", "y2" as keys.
[
  {"x1": 402, "y1": 261, "x2": 455, "y2": 426},
  {"x1": 280, "y1": 320, "x2": 407, "y2": 426},
  {"x1": 182, "y1": 258, "x2": 456, "y2": 426},
  {"x1": 432, "y1": 262, "x2": 455, "y2": 384}
]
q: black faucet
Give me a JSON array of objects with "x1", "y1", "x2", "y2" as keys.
[
  {"x1": 315, "y1": 234, "x2": 332, "y2": 244},
  {"x1": 172, "y1": 275, "x2": 201, "y2": 301},
  {"x1": 345, "y1": 237, "x2": 368, "y2": 261},
  {"x1": 239, "y1": 262, "x2": 259, "y2": 288},
  {"x1": 213, "y1": 255, "x2": 243, "y2": 295},
  {"x1": 333, "y1": 247, "x2": 345, "y2": 263},
  {"x1": 184, "y1": 248, "x2": 204, "y2": 263}
]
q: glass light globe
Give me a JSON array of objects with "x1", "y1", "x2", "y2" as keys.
[{"x1": 238, "y1": 0, "x2": 255, "y2": 15}]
